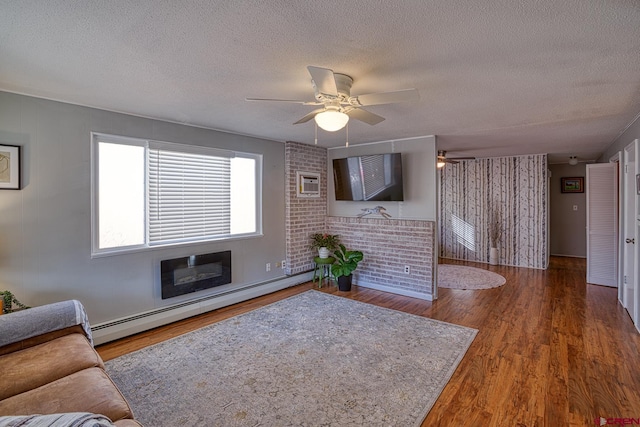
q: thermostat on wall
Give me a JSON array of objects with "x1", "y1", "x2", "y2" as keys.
[{"x1": 296, "y1": 171, "x2": 320, "y2": 198}]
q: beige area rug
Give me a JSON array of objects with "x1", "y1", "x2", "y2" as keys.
[
  {"x1": 438, "y1": 264, "x2": 506, "y2": 290},
  {"x1": 105, "y1": 291, "x2": 477, "y2": 426}
]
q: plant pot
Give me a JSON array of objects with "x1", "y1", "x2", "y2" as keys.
[
  {"x1": 337, "y1": 274, "x2": 352, "y2": 291},
  {"x1": 318, "y1": 247, "x2": 330, "y2": 258},
  {"x1": 489, "y1": 247, "x2": 499, "y2": 265}
]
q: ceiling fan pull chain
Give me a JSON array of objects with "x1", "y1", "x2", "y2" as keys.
[
  {"x1": 314, "y1": 122, "x2": 318, "y2": 145},
  {"x1": 345, "y1": 123, "x2": 349, "y2": 147}
]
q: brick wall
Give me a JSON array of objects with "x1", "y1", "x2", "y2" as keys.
[
  {"x1": 284, "y1": 141, "x2": 328, "y2": 275},
  {"x1": 327, "y1": 216, "x2": 436, "y2": 299}
]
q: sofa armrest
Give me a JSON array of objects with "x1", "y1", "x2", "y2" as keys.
[{"x1": 0, "y1": 300, "x2": 93, "y2": 349}]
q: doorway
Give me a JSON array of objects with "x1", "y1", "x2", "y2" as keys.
[{"x1": 619, "y1": 139, "x2": 640, "y2": 328}]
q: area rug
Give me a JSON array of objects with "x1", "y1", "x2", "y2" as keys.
[
  {"x1": 105, "y1": 291, "x2": 477, "y2": 426},
  {"x1": 438, "y1": 264, "x2": 506, "y2": 289}
]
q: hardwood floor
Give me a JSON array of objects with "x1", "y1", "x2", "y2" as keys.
[{"x1": 97, "y1": 256, "x2": 640, "y2": 426}]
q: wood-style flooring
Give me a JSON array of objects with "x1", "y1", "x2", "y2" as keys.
[{"x1": 97, "y1": 256, "x2": 640, "y2": 426}]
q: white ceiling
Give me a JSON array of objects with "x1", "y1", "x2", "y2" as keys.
[{"x1": 1, "y1": 0, "x2": 639, "y2": 164}]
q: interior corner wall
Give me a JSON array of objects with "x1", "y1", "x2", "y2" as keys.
[
  {"x1": 548, "y1": 163, "x2": 587, "y2": 257},
  {"x1": 439, "y1": 154, "x2": 548, "y2": 269},
  {"x1": 284, "y1": 141, "x2": 328, "y2": 275}
]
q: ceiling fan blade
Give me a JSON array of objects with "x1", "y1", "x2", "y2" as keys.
[
  {"x1": 446, "y1": 159, "x2": 459, "y2": 164},
  {"x1": 448, "y1": 157, "x2": 476, "y2": 160},
  {"x1": 293, "y1": 108, "x2": 325, "y2": 124},
  {"x1": 246, "y1": 97, "x2": 321, "y2": 106},
  {"x1": 355, "y1": 89, "x2": 419, "y2": 106},
  {"x1": 346, "y1": 108, "x2": 385, "y2": 125},
  {"x1": 307, "y1": 66, "x2": 338, "y2": 96}
]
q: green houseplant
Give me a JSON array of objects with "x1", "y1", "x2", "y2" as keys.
[
  {"x1": 309, "y1": 233, "x2": 340, "y2": 258},
  {"x1": 1, "y1": 290, "x2": 29, "y2": 314},
  {"x1": 330, "y1": 244, "x2": 364, "y2": 291}
]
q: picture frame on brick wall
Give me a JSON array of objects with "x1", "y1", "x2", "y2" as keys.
[{"x1": 296, "y1": 171, "x2": 320, "y2": 198}]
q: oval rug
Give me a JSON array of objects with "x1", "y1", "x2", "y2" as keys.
[{"x1": 438, "y1": 264, "x2": 506, "y2": 290}]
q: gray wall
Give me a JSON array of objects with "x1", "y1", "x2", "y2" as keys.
[
  {"x1": 0, "y1": 92, "x2": 286, "y2": 324},
  {"x1": 599, "y1": 114, "x2": 640, "y2": 162},
  {"x1": 327, "y1": 136, "x2": 437, "y2": 220},
  {"x1": 548, "y1": 163, "x2": 587, "y2": 257}
]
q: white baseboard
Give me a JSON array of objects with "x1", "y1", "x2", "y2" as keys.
[
  {"x1": 549, "y1": 253, "x2": 587, "y2": 258},
  {"x1": 92, "y1": 272, "x2": 313, "y2": 345},
  {"x1": 355, "y1": 279, "x2": 433, "y2": 301}
]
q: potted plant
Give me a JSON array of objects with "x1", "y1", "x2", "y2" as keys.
[
  {"x1": 330, "y1": 244, "x2": 364, "y2": 291},
  {"x1": 1, "y1": 290, "x2": 29, "y2": 314},
  {"x1": 487, "y1": 200, "x2": 503, "y2": 265},
  {"x1": 310, "y1": 233, "x2": 340, "y2": 258}
]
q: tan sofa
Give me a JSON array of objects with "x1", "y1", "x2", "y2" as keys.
[{"x1": 0, "y1": 300, "x2": 141, "y2": 426}]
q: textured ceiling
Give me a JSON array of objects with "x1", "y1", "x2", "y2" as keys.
[{"x1": 1, "y1": 0, "x2": 639, "y2": 163}]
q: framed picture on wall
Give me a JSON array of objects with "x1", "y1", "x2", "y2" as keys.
[
  {"x1": 561, "y1": 177, "x2": 584, "y2": 193},
  {"x1": 0, "y1": 144, "x2": 21, "y2": 190}
]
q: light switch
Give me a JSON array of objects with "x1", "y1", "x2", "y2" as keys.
[{"x1": 573, "y1": 205, "x2": 578, "y2": 211}]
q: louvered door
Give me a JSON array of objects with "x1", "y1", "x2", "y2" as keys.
[{"x1": 586, "y1": 163, "x2": 618, "y2": 286}]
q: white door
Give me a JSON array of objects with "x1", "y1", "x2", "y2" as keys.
[
  {"x1": 623, "y1": 142, "x2": 637, "y2": 318},
  {"x1": 586, "y1": 163, "x2": 618, "y2": 286}
]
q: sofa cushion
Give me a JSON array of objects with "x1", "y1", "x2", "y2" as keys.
[
  {"x1": 0, "y1": 368, "x2": 135, "y2": 422},
  {"x1": 0, "y1": 412, "x2": 116, "y2": 426},
  {"x1": 0, "y1": 326, "x2": 85, "y2": 357},
  {"x1": 0, "y1": 334, "x2": 103, "y2": 400}
]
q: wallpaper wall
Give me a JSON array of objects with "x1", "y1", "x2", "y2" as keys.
[{"x1": 439, "y1": 154, "x2": 548, "y2": 269}]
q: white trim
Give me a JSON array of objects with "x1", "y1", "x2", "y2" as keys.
[
  {"x1": 91, "y1": 272, "x2": 313, "y2": 345},
  {"x1": 354, "y1": 279, "x2": 433, "y2": 301}
]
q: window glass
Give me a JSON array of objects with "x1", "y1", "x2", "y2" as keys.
[{"x1": 93, "y1": 133, "x2": 261, "y2": 255}]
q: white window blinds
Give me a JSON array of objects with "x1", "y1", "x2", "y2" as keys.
[{"x1": 148, "y1": 147, "x2": 232, "y2": 244}]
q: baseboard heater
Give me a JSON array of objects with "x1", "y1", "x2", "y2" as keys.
[{"x1": 91, "y1": 271, "x2": 313, "y2": 345}]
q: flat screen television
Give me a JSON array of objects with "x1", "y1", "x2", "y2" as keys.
[{"x1": 333, "y1": 153, "x2": 404, "y2": 201}]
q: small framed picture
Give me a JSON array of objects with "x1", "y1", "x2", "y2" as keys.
[
  {"x1": 0, "y1": 144, "x2": 21, "y2": 190},
  {"x1": 561, "y1": 177, "x2": 583, "y2": 193}
]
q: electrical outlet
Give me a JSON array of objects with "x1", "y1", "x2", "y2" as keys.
[
  {"x1": 404, "y1": 265, "x2": 410, "y2": 274},
  {"x1": 266, "y1": 263, "x2": 271, "y2": 272},
  {"x1": 281, "y1": 260, "x2": 286, "y2": 269}
]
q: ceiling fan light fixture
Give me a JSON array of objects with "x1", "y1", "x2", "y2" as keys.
[
  {"x1": 314, "y1": 110, "x2": 349, "y2": 132},
  {"x1": 568, "y1": 156, "x2": 578, "y2": 166}
]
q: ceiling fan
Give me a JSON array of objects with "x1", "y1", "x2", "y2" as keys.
[
  {"x1": 437, "y1": 150, "x2": 476, "y2": 168},
  {"x1": 246, "y1": 66, "x2": 419, "y2": 131}
]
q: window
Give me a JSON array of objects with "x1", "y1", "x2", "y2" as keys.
[{"x1": 92, "y1": 133, "x2": 261, "y2": 255}]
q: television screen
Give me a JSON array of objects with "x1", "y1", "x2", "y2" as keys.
[{"x1": 333, "y1": 153, "x2": 404, "y2": 201}]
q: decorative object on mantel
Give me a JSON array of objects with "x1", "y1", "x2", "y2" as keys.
[
  {"x1": 438, "y1": 264, "x2": 506, "y2": 290},
  {"x1": 310, "y1": 233, "x2": 340, "y2": 258},
  {"x1": 1, "y1": 290, "x2": 30, "y2": 314},
  {"x1": 356, "y1": 205, "x2": 392, "y2": 219},
  {"x1": 331, "y1": 244, "x2": 364, "y2": 291},
  {"x1": 487, "y1": 200, "x2": 503, "y2": 266}
]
